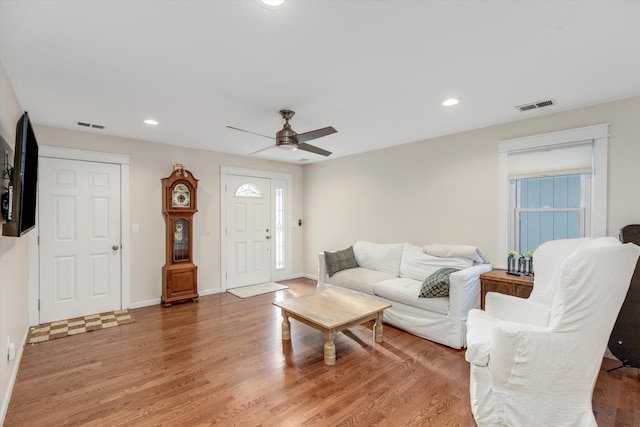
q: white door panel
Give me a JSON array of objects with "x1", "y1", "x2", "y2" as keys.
[
  {"x1": 39, "y1": 157, "x2": 122, "y2": 323},
  {"x1": 226, "y1": 175, "x2": 271, "y2": 289}
]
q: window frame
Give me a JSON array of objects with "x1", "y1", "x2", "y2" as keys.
[{"x1": 498, "y1": 124, "x2": 609, "y2": 268}]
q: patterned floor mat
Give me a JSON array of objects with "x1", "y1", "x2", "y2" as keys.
[{"x1": 26, "y1": 309, "x2": 135, "y2": 344}]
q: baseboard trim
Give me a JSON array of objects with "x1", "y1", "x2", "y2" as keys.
[
  {"x1": 1, "y1": 327, "x2": 28, "y2": 426},
  {"x1": 128, "y1": 288, "x2": 223, "y2": 309}
]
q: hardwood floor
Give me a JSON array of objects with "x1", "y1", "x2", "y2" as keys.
[{"x1": 5, "y1": 278, "x2": 640, "y2": 426}]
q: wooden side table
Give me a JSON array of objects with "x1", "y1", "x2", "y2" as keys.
[{"x1": 480, "y1": 269, "x2": 534, "y2": 309}]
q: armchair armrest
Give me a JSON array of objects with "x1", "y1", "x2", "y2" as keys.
[
  {"x1": 448, "y1": 263, "x2": 493, "y2": 320},
  {"x1": 466, "y1": 309, "x2": 552, "y2": 368},
  {"x1": 485, "y1": 292, "x2": 551, "y2": 326}
]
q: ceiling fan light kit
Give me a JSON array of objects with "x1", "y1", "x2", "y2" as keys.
[{"x1": 227, "y1": 109, "x2": 337, "y2": 157}]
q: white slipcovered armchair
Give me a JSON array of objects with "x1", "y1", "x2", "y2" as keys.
[{"x1": 465, "y1": 237, "x2": 640, "y2": 427}]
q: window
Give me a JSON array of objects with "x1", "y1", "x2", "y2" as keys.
[
  {"x1": 498, "y1": 124, "x2": 608, "y2": 268},
  {"x1": 275, "y1": 186, "x2": 285, "y2": 270},
  {"x1": 235, "y1": 183, "x2": 262, "y2": 197},
  {"x1": 511, "y1": 174, "x2": 590, "y2": 254}
]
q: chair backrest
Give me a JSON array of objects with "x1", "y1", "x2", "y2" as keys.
[
  {"x1": 548, "y1": 238, "x2": 639, "y2": 338},
  {"x1": 529, "y1": 238, "x2": 590, "y2": 306}
]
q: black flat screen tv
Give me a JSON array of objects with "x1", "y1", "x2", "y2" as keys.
[{"x1": 2, "y1": 112, "x2": 39, "y2": 237}]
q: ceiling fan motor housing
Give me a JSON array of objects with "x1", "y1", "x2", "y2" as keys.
[{"x1": 276, "y1": 110, "x2": 298, "y2": 149}]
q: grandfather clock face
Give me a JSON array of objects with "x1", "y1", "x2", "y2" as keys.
[{"x1": 172, "y1": 183, "x2": 191, "y2": 208}]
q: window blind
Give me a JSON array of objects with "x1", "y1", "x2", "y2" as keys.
[{"x1": 507, "y1": 142, "x2": 593, "y2": 179}]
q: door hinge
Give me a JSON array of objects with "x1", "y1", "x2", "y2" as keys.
[{"x1": 37, "y1": 299, "x2": 40, "y2": 310}]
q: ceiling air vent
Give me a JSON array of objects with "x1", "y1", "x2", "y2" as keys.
[
  {"x1": 516, "y1": 99, "x2": 556, "y2": 112},
  {"x1": 75, "y1": 121, "x2": 105, "y2": 129}
]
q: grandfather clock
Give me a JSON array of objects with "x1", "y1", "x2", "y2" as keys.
[{"x1": 161, "y1": 164, "x2": 199, "y2": 307}]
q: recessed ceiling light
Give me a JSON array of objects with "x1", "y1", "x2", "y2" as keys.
[
  {"x1": 144, "y1": 119, "x2": 159, "y2": 125},
  {"x1": 257, "y1": 0, "x2": 286, "y2": 9},
  {"x1": 443, "y1": 98, "x2": 459, "y2": 106}
]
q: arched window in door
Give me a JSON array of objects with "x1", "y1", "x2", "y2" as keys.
[{"x1": 235, "y1": 183, "x2": 262, "y2": 198}]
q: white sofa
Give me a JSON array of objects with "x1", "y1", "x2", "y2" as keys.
[{"x1": 317, "y1": 241, "x2": 493, "y2": 349}]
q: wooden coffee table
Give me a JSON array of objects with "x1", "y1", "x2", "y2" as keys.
[{"x1": 272, "y1": 289, "x2": 391, "y2": 365}]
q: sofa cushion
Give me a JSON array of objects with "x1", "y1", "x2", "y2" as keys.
[
  {"x1": 419, "y1": 267, "x2": 461, "y2": 298},
  {"x1": 374, "y1": 278, "x2": 449, "y2": 315},
  {"x1": 324, "y1": 246, "x2": 359, "y2": 277},
  {"x1": 326, "y1": 267, "x2": 397, "y2": 295},
  {"x1": 423, "y1": 243, "x2": 488, "y2": 264},
  {"x1": 353, "y1": 241, "x2": 405, "y2": 276},
  {"x1": 400, "y1": 244, "x2": 472, "y2": 281}
]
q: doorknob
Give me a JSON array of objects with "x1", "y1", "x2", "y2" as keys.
[
  {"x1": 112, "y1": 244, "x2": 120, "y2": 251},
  {"x1": 266, "y1": 236, "x2": 271, "y2": 240}
]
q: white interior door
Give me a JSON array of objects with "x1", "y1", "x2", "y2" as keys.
[
  {"x1": 226, "y1": 175, "x2": 271, "y2": 289},
  {"x1": 39, "y1": 157, "x2": 122, "y2": 323}
]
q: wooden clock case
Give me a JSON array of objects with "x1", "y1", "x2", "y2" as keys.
[{"x1": 161, "y1": 166, "x2": 199, "y2": 307}]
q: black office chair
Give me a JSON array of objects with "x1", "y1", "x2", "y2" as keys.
[{"x1": 608, "y1": 224, "x2": 640, "y2": 370}]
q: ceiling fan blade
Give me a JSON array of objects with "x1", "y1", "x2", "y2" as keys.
[
  {"x1": 249, "y1": 144, "x2": 277, "y2": 155},
  {"x1": 226, "y1": 126, "x2": 274, "y2": 141},
  {"x1": 296, "y1": 126, "x2": 337, "y2": 143},
  {"x1": 297, "y1": 143, "x2": 332, "y2": 157}
]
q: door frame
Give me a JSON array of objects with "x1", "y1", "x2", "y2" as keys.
[
  {"x1": 220, "y1": 166, "x2": 292, "y2": 291},
  {"x1": 29, "y1": 146, "x2": 130, "y2": 325}
]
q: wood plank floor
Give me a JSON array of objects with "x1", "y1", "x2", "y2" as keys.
[{"x1": 5, "y1": 278, "x2": 640, "y2": 426}]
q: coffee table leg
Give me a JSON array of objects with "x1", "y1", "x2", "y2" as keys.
[
  {"x1": 281, "y1": 310, "x2": 291, "y2": 340},
  {"x1": 323, "y1": 330, "x2": 336, "y2": 366},
  {"x1": 374, "y1": 311, "x2": 384, "y2": 343}
]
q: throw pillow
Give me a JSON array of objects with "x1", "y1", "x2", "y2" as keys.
[
  {"x1": 325, "y1": 246, "x2": 359, "y2": 277},
  {"x1": 419, "y1": 267, "x2": 461, "y2": 298}
]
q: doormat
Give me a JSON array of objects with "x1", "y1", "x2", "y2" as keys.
[
  {"x1": 26, "y1": 309, "x2": 135, "y2": 344},
  {"x1": 227, "y1": 282, "x2": 289, "y2": 299}
]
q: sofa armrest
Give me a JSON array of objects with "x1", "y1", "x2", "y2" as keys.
[
  {"x1": 448, "y1": 263, "x2": 493, "y2": 320},
  {"x1": 318, "y1": 252, "x2": 328, "y2": 289}
]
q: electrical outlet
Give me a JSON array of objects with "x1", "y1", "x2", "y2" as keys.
[{"x1": 7, "y1": 336, "x2": 16, "y2": 361}]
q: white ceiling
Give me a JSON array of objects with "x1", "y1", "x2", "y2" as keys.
[{"x1": 1, "y1": 0, "x2": 639, "y2": 164}]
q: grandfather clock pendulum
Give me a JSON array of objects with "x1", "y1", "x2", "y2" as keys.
[{"x1": 161, "y1": 164, "x2": 199, "y2": 307}]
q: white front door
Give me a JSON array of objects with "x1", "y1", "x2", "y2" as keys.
[
  {"x1": 39, "y1": 157, "x2": 122, "y2": 323},
  {"x1": 225, "y1": 175, "x2": 271, "y2": 289}
]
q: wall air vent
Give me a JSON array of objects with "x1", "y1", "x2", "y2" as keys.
[
  {"x1": 516, "y1": 99, "x2": 556, "y2": 112},
  {"x1": 75, "y1": 121, "x2": 105, "y2": 129}
]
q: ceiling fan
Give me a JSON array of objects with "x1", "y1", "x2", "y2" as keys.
[{"x1": 227, "y1": 110, "x2": 337, "y2": 156}]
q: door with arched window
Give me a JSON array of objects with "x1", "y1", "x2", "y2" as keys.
[{"x1": 225, "y1": 175, "x2": 272, "y2": 289}]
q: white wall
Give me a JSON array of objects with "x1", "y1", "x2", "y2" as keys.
[
  {"x1": 303, "y1": 96, "x2": 640, "y2": 274},
  {"x1": 0, "y1": 59, "x2": 30, "y2": 424}
]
